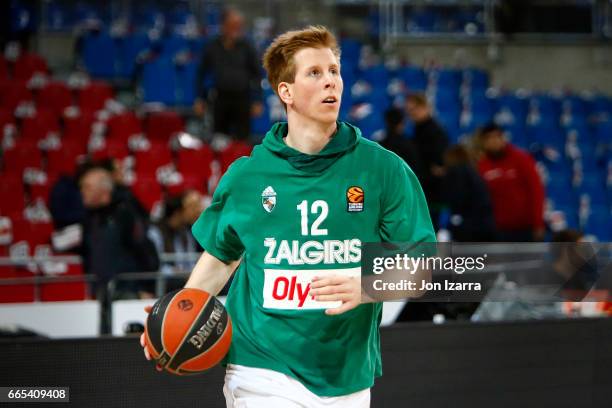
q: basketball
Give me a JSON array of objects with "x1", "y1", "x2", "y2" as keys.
[
  {"x1": 347, "y1": 186, "x2": 364, "y2": 203},
  {"x1": 144, "y1": 288, "x2": 232, "y2": 375}
]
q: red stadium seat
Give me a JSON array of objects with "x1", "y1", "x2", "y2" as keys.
[
  {"x1": 0, "y1": 80, "x2": 32, "y2": 111},
  {"x1": 144, "y1": 111, "x2": 184, "y2": 140},
  {"x1": 0, "y1": 265, "x2": 35, "y2": 303},
  {"x1": 90, "y1": 138, "x2": 129, "y2": 161},
  {"x1": 27, "y1": 171, "x2": 54, "y2": 205},
  {"x1": 134, "y1": 140, "x2": 173, "y2": 174},
  {"x1": 13, "y1": 52, "x2": 48, "y2": 81},
  {"x1": 176, "y1": 145, "x2": 214, "y2": 191},
  {"x1": 36, "y1": 81, "x2": 73, "y2": 115},
  {"x1": 1, "y1": 139, "x2": 43, "y2": 175},
  {"x1": 63, "y1": 109, "x2": 95, "y2": 147},
  {"x1": 12, "y1": 219, "x2": 54, "y2": 250},
  {"x1": 0, "y1": 56, "x2": 8, "y2": 79},
  {"x1": 20, "y1": 108, "x2": 60, "y2": 141},
  {"x1": 219, "y1": 141, "x2": 253, "y2": 173},
  {"x1": 0, "y1": 174, "x2": 25, "y2": 215},
  {"x1": 131, "y1": 175, "x2": 162, "y2": 213},
  {"x1": 0, "y1": 109, "x2": 15, "y2": 132},
  {"x1": 166, "y1": 172, "x2": 207, "y2": 195},
  {"x1": 47, "y1": 140, "x2": 86, "y2": 178},
  {"x1": 107, "y1": 111, "x2": 142, "y2": 142},
  {"x1": 40, "y1": 263, "x2": 88, "y2": 302},
  {"x1": 78, "y1": 81, "x2": 113, "y2": 112}
]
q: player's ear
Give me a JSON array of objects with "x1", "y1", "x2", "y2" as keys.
[{"x1": 278, "y1": 82, "x2": 293, "y2": 106}]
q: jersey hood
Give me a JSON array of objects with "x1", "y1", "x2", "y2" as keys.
[{"x1": 262, "y1": 121, "x2": 360, "y2": 173}]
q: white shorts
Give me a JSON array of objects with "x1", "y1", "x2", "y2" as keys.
[{"x1": 223, "y1": 364, "x2": 371, "y2": 408}]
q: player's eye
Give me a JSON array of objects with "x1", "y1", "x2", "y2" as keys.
[
  {"x1": 330, "y1": 67, "x2": 339, "y2": 75},
  {"x1": 309, "y1": 69, "x2": 320, "y2": 77}
]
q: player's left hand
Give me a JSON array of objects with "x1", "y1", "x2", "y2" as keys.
[{"x1": 310, "y1": 275, "x2": 361, "y2": 315}]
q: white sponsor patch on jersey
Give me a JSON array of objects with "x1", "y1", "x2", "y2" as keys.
[{"x1": 262, "y1": 267, "x2": 361, "y2": 310}]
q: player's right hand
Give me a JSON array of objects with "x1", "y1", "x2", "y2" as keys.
[{"x1": 140, "y1": 305, "x2": 163, "y2": 371}]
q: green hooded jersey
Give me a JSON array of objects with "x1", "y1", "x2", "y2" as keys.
[{"x1": 192, "y1": 121, "x2": 435, "y2": 396}]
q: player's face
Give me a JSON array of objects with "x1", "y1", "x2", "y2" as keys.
[{"x1": 288, "y1": 47, "x2": 343, "y2": 125}]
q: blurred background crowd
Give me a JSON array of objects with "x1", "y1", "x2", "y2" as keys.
[{"x1": 0, "y1": 0, "x2": 610, "y2": 324}]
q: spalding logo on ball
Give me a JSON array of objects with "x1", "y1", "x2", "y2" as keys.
[{"x1": 144, "y1": 288, "x2": 232, "y2": 375}]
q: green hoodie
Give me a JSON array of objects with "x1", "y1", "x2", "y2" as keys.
[{"x1": 192, "y1": 121, "x2": 434, "y2": 396}]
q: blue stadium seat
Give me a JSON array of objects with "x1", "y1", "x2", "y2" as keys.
[
  {"x1": 82, "y1": 31, "x2": 116, "y2": 79},
  {"x1": 161, "y1": 34, "x2": 189, "y2": 57},
  {"x1": 582, "y1": 206, "x2": 612, "y2": 241},
  {"x1": 115, "y1": 32, "x2": 151, "y2": 79},
  {"x1": 497, "y1": 94, "x2": 529, "y2": 125},
  {"x1": 433, "y1": 87, "x2": 461, "y2": 113},
  {"x1": 350, "y1": 104, "x2": 383, "y2": 139},
  {"x1": 499, "y1": 125, "x2": 527, "y2": 149},
  {"x1": 527, "y1": 124, "x2": 564, "y2": 149},
  {"x1": 175, "y1": 60, "x2": 198, "y2": 106},
  {"x1": 431, "y1": 68, "x2": 462, "y2": 90},
  {"x1": 398, "y1": 66, "x2": 427, "y2": 92},
  {"x1": 574, "y1": 172, "x2": 607, "y2": 202},
  {"x1": 466, "y1": 89, "x2": 496, "y2": 117},
  {"x1": 562, "y1": 95, "x2": 589, "y2": 117},
  {"x1": 437, "y1": 109, "x2": 460, "y2": 137},
  {"x1": 361, "y1": 64, "x2": 389, "y2": 88},
  {"x1": 592, "y1": 95, "x2": 612, "y2": 116},
  {"x1": 530, "y1": 94, "x2": 562, "y2": 118},
  {"x1": 594, "y1": 121, "x2": 612, "y2": 144},
  {"x1": 462, "y1": 68, "x2": 489, "y2": 90},
  {"x1": 142, "y1": 56, "x2": 176, "y2": 105},
  {"x1": 339, "y1": 39, "x2": 361, "y2": 62}
]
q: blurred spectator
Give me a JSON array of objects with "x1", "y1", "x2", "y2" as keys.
[
  {"x1": 148, "y1": 189, "x2": 204, "y2": 277},
  {"x1": 195, "y1": 7, "x2": 262, "y2": 140},
  {"x1": 476, "y1": 123, "x2": 545, "y2": 242},
  {"x1": 98, "y1": 158, "x2": 149, "y2": 219},
  {"x1": 49, "y1": 175, "x2": 86, "y2": 229},
  {"x1": 441, "y1": 145, "x2": 496, "y2": 242},
  {"x1": 79, "y1": 166, "x2": 159, "y2": 300},
  {"x1": 405, "y1": 93, "x2": 450, "y2": 229},
  {"x1": 379, "y1": 107, "x2": 423, "y2": 175},
  {"x1": 550, "y1": 230, "x2": 598, "y2": 301}
]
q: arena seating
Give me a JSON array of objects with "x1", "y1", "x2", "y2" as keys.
[{"x1": 1, "y1": 31, "x2": 611, "y2": 302}]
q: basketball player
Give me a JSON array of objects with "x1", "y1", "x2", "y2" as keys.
[{"x1": 141, "y1": 26, "x2": 435, "y2": 407}]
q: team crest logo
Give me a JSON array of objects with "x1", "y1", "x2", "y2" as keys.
[
  {"x1": 262, "y1": 186, "x2": 277, "y2": 213},
  {"x1": 346, "y1": 186, "x2": 364, "y2": 212}
]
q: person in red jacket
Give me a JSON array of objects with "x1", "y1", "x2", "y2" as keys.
[{"x1": 476, "y1": 123, "x2": 545, "y2": 241}]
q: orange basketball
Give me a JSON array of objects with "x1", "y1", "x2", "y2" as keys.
[
  {"x1": 347, "y1": 186, "x2": 364, "y2": 203},
  {"x1": 144, "y1": 288, "x2": 232, "y2": 375}
]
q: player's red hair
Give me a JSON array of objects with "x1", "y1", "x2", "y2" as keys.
[{"x1": 262, "y1": 25, "x2": 341, "y2": 106}]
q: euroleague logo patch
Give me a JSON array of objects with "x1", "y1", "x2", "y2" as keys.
[
  {"x1": 346, "y1": 186, "x2": 364, "y2": 212},
  {"x1": 178, "y1": 299, "x2": 193, "y2": 311}
]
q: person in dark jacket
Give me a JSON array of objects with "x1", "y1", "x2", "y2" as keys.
[
  {"x1": 405, "y1": 93, "x2": 450, "y2": 229},
  {"x1": 194, "y1": 7, "x2": 262, "y2": 140},
  {"x1": 379, "y1": 107, "x2": 424, "y2": 176},
  {"x1": 441, "y1": 145, "x2": 496, "y2": 242},
  {"x1": 79, "y1": 166, "x2": 159, "y2": 300}
]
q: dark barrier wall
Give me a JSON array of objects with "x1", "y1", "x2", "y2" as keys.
[{"x1": 2, "y1": 318, "x2": 611, "y2": 408}]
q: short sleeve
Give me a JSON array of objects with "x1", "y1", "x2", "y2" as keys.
[
  {"x1": 379, "y1": 158, "x2": 436, "y2": 244},
  {"x1": 191, "y1": 167, "x2": 245, "y2": 263}
]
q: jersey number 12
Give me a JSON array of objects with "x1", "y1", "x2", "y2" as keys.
[{"x1": 297, "y1": 200, "x2": 328, "y2": 236}]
